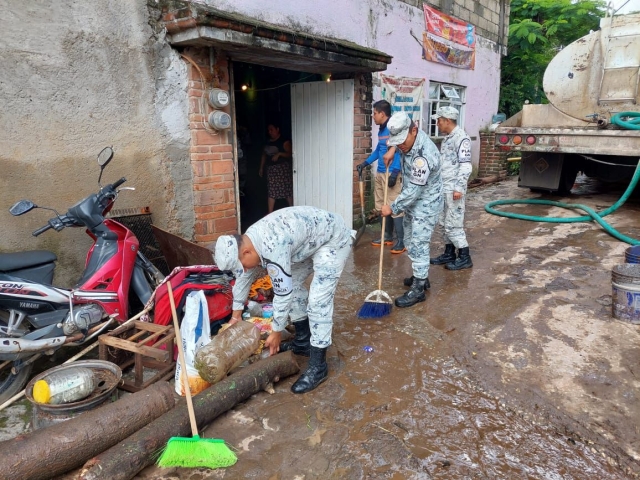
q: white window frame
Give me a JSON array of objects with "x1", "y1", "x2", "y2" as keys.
[{"x1": 423, "y1": 82, "x2": 466, "y2": 138}]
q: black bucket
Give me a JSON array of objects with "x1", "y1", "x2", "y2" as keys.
[
  {"x1": 612, "y1": 264, "x2": 640, "y2": 324},
  {"x1": 625, "y1": 246, "x2": 640, "y2": 264}
]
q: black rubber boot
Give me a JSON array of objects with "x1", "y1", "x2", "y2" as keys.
[
  {"x1": 291, "y1": 346, "x2": 328, "y2": 394},
  {"x1": 430, "y1": 244, "x2": 456, "y2": 265},
  {"x1": 279, "y1": 318, "x2": 311, "y2": 357},
  {"x1": 390, "y1": 217, "x2": 406, "y2": 254},
  {"x1": 402, "y1": 276, "x2": 430, "y2": 290},
  {"x1": 445, "y1": 247, "x2": 473, "y2": 270},
  {"x1": 395, "y1": 277, "x2": 428, "y2": 308},
  {"x1": 372, "y1": 217, "x2": 394, "y2": 246}
]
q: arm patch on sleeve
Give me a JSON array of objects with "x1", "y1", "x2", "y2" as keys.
[
  {"x1": 409, "y1": 156, "x2": 430, "y2": 186},
  {"x1": 458, "y1": 138, "x2": 472, "y2": 163},
  {"x1": 266, "y1": 262, "x2": 293, "y2": 296}
]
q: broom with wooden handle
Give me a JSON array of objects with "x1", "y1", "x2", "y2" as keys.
[
  {"x1": 157, "y1": 282, "x2": 237, "y2": 469},
  {"x1": 357, "y1": 168, "x2": 393, "y2": 318}
]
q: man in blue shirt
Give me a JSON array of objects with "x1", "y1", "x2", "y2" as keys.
[{"x1": 356, "y1": 100, "x2": 405, "y2": 254}]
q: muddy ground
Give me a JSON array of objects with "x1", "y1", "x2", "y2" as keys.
[{"x1": 3, "y1": 175, "x2": 640, "y2": 479}]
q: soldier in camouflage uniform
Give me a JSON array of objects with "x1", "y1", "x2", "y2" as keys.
[
  {"x1": 381, "y1": 112, "x2": 443, "y2": 308},
  {"x1": 214, "y1": 206, "x2": 353, "y2": 394},
  {"x1": 429, "y1": 106, "x2": 473, "y2": 270}
]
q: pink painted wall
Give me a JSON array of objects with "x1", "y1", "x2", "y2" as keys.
[{"x1": 203, "y1": 0, "x2": 502, "y2": 168}]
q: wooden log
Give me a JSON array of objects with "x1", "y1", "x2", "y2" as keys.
[
  {"x1": 79, "y1": 351, "x2": 300, "y2": 480},
  {"x1": 0, "y1": 381, "x2": 175, "y2": 480}
]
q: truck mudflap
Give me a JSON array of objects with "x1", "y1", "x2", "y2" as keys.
[{"x1": 518, "y1": 153, "x2": 578, "y2": 193}]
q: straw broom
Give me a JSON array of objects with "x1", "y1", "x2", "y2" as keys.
[
  {"x1": 156, "y1": 282, "x2": 237, "y2": 469},
  {"x1": 357, "y1": 168, "x2": 393, "y2": 318}
]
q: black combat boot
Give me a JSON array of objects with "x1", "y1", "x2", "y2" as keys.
[
  {"x1": 291, "y1": 346, "x2": 328, "y2": 394},
  {"x1": 279, "y1": 318, "x2": 311, "y2": 357},
  {"x1": 430, "y1": 244, "x2": 456, "y2": 265},
  {"x1": 402, "y1": 276, "x2": 430, "y2": 290},
  {"x1": 395, "y1": 277, "x2": 428, "y2": 308},
  {"x1": 445, "y1": 247, "x2": 473, "y2": 270},
  {"x1": 390, "y1": 217, "x2": 406, "y2": 254}
]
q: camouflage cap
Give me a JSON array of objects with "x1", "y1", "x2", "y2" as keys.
[
  {"x1": 387, "y1": 112, "x2": 413, "y2": 146},
  {"x1": 430, "y1": 105, "x2": 459, "y2": 120}
]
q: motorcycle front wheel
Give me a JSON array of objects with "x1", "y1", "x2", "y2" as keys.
[{"x1": 0, "y1": 360, "x2": 33, "y2": 404}]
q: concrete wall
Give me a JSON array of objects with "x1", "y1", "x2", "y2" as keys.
[
  {"x1": 198, "y1": 0, "x2": 505, "y2": 169},
  {"x1": 0, "y1": 1, "x2": 193, "y2": 286}
]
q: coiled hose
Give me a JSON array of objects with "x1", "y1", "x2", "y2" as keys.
[
  {"x1": 611, "y1": 112, "x2": 640, "y2": 130},
  {"x1": 484, "y1": 159, "x2": 640, "y2": 246}
]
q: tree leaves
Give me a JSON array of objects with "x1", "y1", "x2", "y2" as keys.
[{"x1": 499, "y1": 0, "x2": 606, "y2": 117}]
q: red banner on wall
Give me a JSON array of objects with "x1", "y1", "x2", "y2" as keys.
[
  {"x1": 422, "y1": 5, "x2": 476, "y2": 70},
  {"x1": 423, "y1": 5, "x2": 476, "y2": 47}
]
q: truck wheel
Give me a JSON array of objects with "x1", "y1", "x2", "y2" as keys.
[{"x1": 558, "y1": 167, "x2": 579, "y2": 195}]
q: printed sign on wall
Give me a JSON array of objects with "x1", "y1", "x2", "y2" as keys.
[
  {"x1": 423, "y1": 5, "x2": 476, "y2": 70},
  {"x1": 380, "y1": 75, "x2": 426, "y2": 128}
]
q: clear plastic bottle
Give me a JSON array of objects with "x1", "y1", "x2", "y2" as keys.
[
  {"x1": 32, "y1": 367, "x2": 95, "y2": 405},
  {"x1": 194, "y1": 321, "x2": 261, "y2": 384}
]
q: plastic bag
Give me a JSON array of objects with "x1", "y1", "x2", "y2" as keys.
[
  {"x1": 175, "y1": 290, "x2": 212, "y2": 396},
  {"x1": 194, "y1": 321, "x2": 261, "y2": 385}
]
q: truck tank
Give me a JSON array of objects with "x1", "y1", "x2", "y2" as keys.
[{"x1": 545, "y1": 14, "x2": 640, "y2": 122}]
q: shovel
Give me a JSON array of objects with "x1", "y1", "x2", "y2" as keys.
[{"x1": 353, "y1": 168, "x2": 367, "y2": 247}]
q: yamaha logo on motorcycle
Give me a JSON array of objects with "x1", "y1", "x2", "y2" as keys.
[{"x1": 0, "y1": 147, "x2": 165, "y2": 403}]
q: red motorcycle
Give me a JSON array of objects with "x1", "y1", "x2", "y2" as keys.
[{"x1": 0, "y1": 147, "x2": 164, "y2": 402}]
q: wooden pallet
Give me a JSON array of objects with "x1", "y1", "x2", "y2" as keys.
[{"x1": 99, "y1": 321, "x2": 175, "y2": 393}]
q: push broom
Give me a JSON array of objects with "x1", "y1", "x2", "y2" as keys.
[
  {"x1": 357, "y1": 168, "x2": 393, "y2": 318},
  {"x1": 157, "y1": 281, "x2": 237, "y2": 469}
]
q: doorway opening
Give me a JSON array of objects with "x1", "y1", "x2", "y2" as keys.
[{"x1": 232, "y1": 61, "x2": 322, "y2": 231}]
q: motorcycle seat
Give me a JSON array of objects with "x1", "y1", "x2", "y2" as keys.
[{"x1": 0, "y1": 251, "x2": 57, "y2": 272}]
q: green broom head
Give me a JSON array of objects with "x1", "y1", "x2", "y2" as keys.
[{"x1": 157, "y1": 435, "x2": 237, "y2": 469}]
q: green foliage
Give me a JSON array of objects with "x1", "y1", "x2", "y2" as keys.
[{"x1": 499, "y1": 0, "x2": 606, "y2": 118}]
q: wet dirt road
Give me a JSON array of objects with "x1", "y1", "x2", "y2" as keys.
[{"x1": 138, "y1": 175, "x2": 639, "y2": 479}]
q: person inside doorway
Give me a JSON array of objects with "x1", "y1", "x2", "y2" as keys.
[{"x1": 259, "y1": 122, "x2": 293, "y2": 214}]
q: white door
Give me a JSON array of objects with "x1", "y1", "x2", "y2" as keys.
[{"x1": 291, "y1": 79, "x2": 354, "y2": 225}]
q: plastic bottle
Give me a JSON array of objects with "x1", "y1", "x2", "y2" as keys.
[
  {"x1": 194, "y1": 321, "x2": 261, "y2": 384},
  {"x1": 261, "y1": 304, "x2": 274, "y2": 319},
  {"x1": 32, "y1": 367, "x2": 95, "y2": 405}
]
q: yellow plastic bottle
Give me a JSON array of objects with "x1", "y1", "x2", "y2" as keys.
[{"x1": 33, "y1": 367, "x2": 95, "y2": 404}]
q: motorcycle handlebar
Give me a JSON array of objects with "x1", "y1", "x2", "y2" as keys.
[
  {"x1": 32, "y1": 223, "x2": 53, "y2": 237},
  {"x1": 112, "y1": 177, "x2": 126, "y2": 189}
]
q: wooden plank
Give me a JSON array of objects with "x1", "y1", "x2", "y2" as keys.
[{"x1": 99, "y1": 336, "x2": 170, "y2": 362}]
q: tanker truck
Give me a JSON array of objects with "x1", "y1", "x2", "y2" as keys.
[{"x1": 495, "y1": 13, "x2": 640, "y2": 193}]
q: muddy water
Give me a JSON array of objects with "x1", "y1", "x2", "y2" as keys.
[
  {"x1": 141, "y1": 248, "x2": 622, "y2": 479},
  {"x1": 136, "y1": 176, "x2": 639, "y2": 479}
]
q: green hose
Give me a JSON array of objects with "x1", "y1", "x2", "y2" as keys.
[
  {"x1": 611, "y1": 112, "x2": 640, "y2": 130},
  {"x1": 484, "y1": 160, "x2": 640, "y2": 246}
]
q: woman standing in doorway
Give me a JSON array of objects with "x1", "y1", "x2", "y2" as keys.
[{"x1": 259, "y1": 122, "x2": 293, "y2": 214}]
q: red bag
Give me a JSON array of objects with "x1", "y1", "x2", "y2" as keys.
[{"x1": 151, "y1": 266, "x2": 233, "y2": 327}]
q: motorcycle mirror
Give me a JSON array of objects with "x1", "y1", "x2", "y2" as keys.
[
  {"x1": 97, "y1": 147, "x2": 114, "y2": 167},
  {"x1": 97, "y1": 147, "x2": 114, "y2": 186},
  {"x1": 9, "y1": 200, "x2": 37, "y2": 216}
]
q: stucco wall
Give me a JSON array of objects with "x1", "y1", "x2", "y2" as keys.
[
  {"x1": 198, "y1": 0, "x2": 503, "y2": 169},
  {"x1": 0, "y1": 1, "x2": 193, "y2": 286}
]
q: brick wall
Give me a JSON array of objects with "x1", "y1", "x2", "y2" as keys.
[
  {"x1": 353, "y1": 73, "x2": 374, "y2": 224},
  {"x1": 477, "y1": 132, "x2": 508, "y2": 178},
  {"x1": 183, "y1": 48, "x2": 238, "y2": 244}
]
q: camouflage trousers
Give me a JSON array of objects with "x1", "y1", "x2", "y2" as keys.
[
  {"x1": 437, "y1": 191, "x2": 468, "y2": 249},
  {"x1": 283, "y1": 231, "x2": 352, "y2": 348},
  {"x1": 404, "y1": 198, "x2": 441, "y2": 279}
]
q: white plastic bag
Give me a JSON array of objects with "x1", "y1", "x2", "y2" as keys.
[{"x1": 175, "y1": 290, "x2": 212, "y2": 396}]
